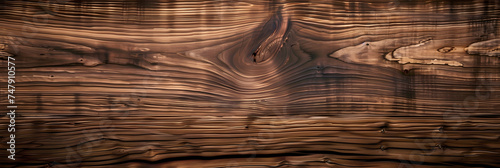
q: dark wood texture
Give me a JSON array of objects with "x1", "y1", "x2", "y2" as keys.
[{"x1": 1, "y1": 0, "x2": 500, "y2": 167}]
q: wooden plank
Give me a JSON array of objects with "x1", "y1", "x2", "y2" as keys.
[{"x1": 0, "y1": 0, "x2": 499, "y2": 167}]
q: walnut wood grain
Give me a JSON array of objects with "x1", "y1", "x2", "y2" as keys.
[{"x1": 0, "y1": 0, "x2": 499, "y2": 167}]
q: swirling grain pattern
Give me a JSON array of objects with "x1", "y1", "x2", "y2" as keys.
[{"x1": 0, "y1": 0, "x2": 500, "y2": 167}]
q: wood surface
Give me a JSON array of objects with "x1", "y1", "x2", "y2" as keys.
[{"x1": 0, "y1": 0, "x2": 500, "y2": 167}]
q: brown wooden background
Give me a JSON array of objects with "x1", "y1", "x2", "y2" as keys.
[{"x1": 1, "y1": 0, "x2": 500, "y2": 167}]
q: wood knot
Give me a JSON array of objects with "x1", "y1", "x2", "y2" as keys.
[
  {"x1": 380, "y1": 122, "x2": 389, "y2": 132},
  {"x1": 403, "y1": 69, "x2": 410, "y2": 75},
  {"x1": 380, "y1": 145, "x2": 386, "y2": 151},
  {"x1": 252, "y1": 51, "x2": 258, "y2": 63},
  {"x1": 437, "y1": 46, "x2": 455, "y2": 53}
]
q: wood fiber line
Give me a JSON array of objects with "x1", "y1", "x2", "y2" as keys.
[{"x1": 0, "y1": 0, "x2": 500, "y2": 167}]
